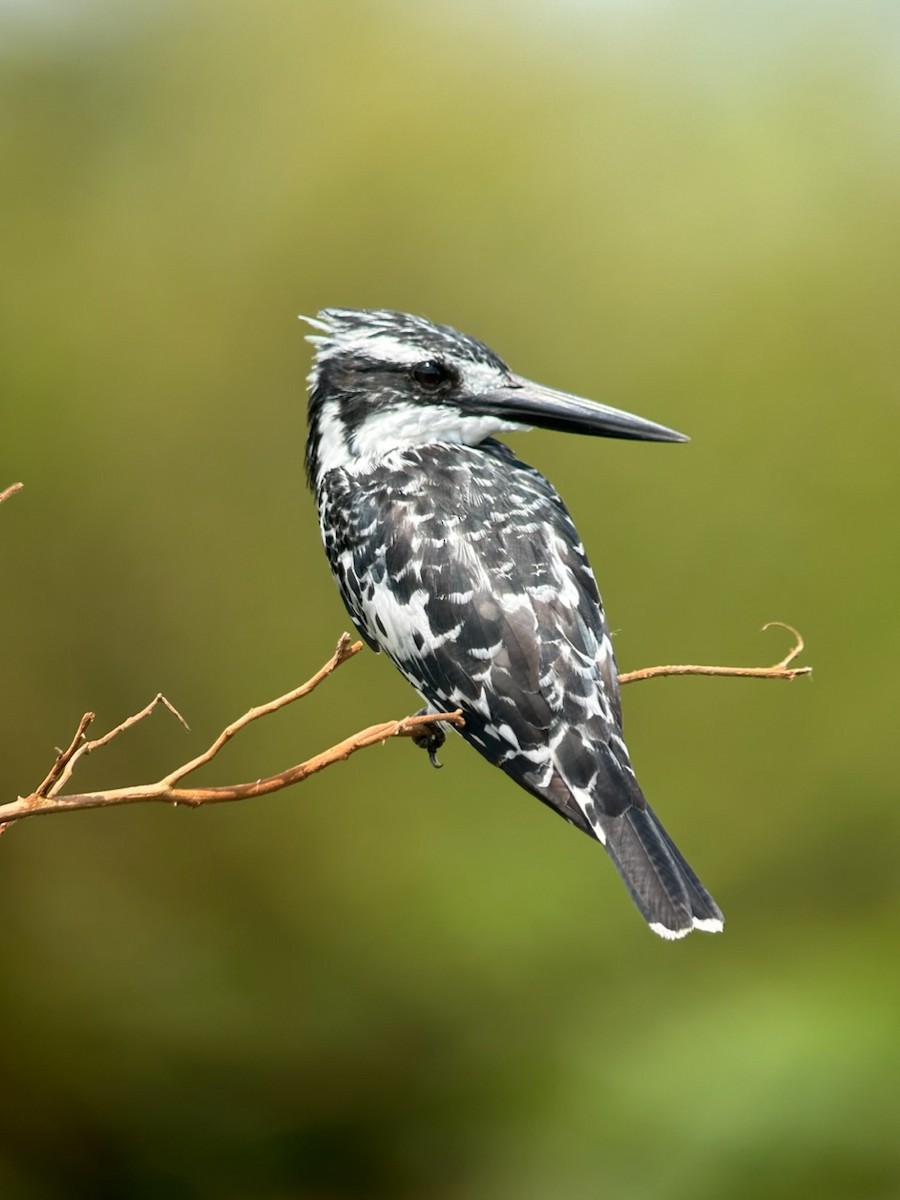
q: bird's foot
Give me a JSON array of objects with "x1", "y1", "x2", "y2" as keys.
[{"x1": 411, "y1": 710, "x2": 446, "y2": 769}]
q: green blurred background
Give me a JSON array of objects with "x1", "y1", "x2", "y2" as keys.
[{"x1": 1, "y1": 2, "x2": 898, "y2": 1197}]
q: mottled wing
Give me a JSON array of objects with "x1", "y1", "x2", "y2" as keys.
[{"x1": 320, "y1": 441, "x2": 626, "y2": 828}]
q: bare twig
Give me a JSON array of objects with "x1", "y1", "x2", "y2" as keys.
[
  {"x1": 1, "y1": 623, "x2": 809, "y2": 832},
  {"x1": 0, "y1": 482, "x2": 24, "y2": 505},
  {"x1": 32, "y1": 712, "x2": 96, "y2": 799},
  {"x1": 37, "y1": 695, "x2": 190, "y2": 801},
  {"x1": 618, "y1": 622, "x2": 811, "y2": 685}
]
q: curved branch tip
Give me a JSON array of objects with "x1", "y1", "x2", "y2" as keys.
[{"x1": 760, "y1": 621, "x2": 805, "y2": 670}]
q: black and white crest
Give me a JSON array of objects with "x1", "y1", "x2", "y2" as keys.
[{"x1": 304, "y1": 307, "x2": 723, "y2": 940}]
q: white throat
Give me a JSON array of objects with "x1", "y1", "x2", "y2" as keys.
[{"x1": 312, "y1": 398, "x2": 527, "y2": 485}]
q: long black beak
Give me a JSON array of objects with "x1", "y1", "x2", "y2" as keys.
[{"x1": 473, "y1": 375, "x2": 689, "y2": 443}]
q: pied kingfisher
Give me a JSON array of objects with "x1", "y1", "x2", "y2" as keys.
[{"x1": 304, "y1": 308, "x2": 723, "y2": 940}]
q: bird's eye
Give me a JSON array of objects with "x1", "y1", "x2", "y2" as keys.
[{"x1": 411, "y1": 359, "x2": 452, "y2": 391}]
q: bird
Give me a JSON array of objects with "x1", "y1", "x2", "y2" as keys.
[{"x1": 303, "y1": 308, "x2": 723, "y2": 940}]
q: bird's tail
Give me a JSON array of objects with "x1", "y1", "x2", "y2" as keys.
[{"x1": 602, "y1": 803, "x2": 724, "y2": 940}]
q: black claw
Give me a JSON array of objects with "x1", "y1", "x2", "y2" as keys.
[{"x1": 411, "y1": 710, "x2": 446, "y2": 769}]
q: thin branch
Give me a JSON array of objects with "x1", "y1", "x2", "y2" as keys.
[
  {"x1": 0, "y1": 482, "x2": 24, "y2": 505},
  {"x1": 618, "y1": 622, "x2": 811, "y2": 685},
  {"x1": 0, "y1": 633, "x2": 461, "y2": 828},
  {"x1": 2, "y1": 711, "x2": 463, "y2": 824},
  {"x1": 2, "y1": 623, "x2": 809, "y2": 831}
]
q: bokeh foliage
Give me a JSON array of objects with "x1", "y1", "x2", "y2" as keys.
[{"x1": 1, "y1": 2, "x2": 898, "y2": 1197}]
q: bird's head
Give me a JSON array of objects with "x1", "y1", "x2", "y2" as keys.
[{"x1": 303, "y1": 308, "x2": 687, "y2": 488}]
